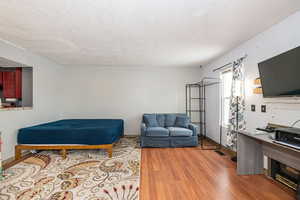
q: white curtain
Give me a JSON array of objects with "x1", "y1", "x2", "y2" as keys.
[{"x1": 226, "y1": 58, "x2": 246, "y2": 150}]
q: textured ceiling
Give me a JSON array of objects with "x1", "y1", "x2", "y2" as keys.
[{"x1": 0, "y1": 0, "x2": 300, "y2": 67}]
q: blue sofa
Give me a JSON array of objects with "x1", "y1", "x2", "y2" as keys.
[{"x1": 140, "y1": 113, "x2": 198, "y2": 147}]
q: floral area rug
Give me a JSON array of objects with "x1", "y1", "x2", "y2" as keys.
[{"x1": 0, "y1": 137, "x2": 140, "y2": 200}]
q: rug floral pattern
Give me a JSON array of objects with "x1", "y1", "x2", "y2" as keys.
[{"x1": 0, "y1": 137, "x2": 140, "y2": 200}]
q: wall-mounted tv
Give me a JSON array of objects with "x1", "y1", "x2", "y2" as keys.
[{"x1": 258, "y1": 46, "x2": 300, "y2": 98}]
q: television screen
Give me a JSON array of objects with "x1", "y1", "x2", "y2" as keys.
[{"x1": 258, "y1": 46, "x2": 300, "y2": 98}]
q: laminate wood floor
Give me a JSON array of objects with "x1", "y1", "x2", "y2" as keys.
[{"x1": 140, "y1": 146, "x2": 296, "y2": 200}]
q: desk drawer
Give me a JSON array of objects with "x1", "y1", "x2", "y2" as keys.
[{"x1": 262, "y1": 144, "x2": 300, "y2": 171}]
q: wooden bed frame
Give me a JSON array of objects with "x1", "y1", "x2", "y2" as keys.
[{"x1": 15, "y1": 144, "x2": 113, "y2": 160}]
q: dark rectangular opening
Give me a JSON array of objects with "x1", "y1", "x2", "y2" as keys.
[
  {"x1": 270, "y1": 159, "x2": 300, "y2": 199},
  {"x1": 0, "y1": 66, "x2": 33, "y2": 109}
]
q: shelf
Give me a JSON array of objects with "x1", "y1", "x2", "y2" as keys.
[
  {"x1": 0, "y1": 107, "x2": 33, "y2": 111},
  {"x1": 253, "y1": 77, "x2": 262, "y2": 94},
  {"x1": 254, "y1": 78, "x2": 261, "y2": 85},
  {"x1": 253, "y1": 87, "x2": 263, "y2": 94}
]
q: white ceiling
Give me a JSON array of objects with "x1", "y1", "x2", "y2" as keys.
[
  {"x1": 0, "y1": 57, "x2": 30, "y2": 68},
  {"x1": 0, "y1": 0, "x2": 300, "y2": 67}
]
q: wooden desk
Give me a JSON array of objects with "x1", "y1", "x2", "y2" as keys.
[
  {"x1": 237, "y1": 130, "x2": 300, "y2": 175},
  {"x1": 238, "y1": 130, "x2": 300, "y2": 199}
]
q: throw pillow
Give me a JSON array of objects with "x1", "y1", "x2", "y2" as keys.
[
  {"x1": 144, "y1": 114, "x2": 159, "y2": 127},
  {"x1": 156, "y1": 114, "x2": 165, "y2": 127},
  {"x1": 165, "y1": 114, "x2": 177, "y2": 127},
  {"x1": 175, "y1": 116, "x2": 189, "y2": 128}
]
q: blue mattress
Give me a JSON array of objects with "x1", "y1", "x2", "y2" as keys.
[{"x1": 18, "y1": 119, "x2": 124, "y2": 145}]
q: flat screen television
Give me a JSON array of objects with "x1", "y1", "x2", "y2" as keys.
[{"x1": 258, "y1": 46, "x2": 300, "y2": 98}]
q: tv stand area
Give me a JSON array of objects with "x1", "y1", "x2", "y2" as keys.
[{"x1": 237, "y1": 131, "x2": 300, "y2": 199}]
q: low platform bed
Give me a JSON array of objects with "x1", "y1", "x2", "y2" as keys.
[
  {"x1": 16, "y1": 119, "x2": 124, "y2": 160},
  {"x1": 15, "y1": 144, "x2": 114, "y2": 160}
]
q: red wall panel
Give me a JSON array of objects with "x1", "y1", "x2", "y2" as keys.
[
  {"x1": 3, "y1": 71, "x2": 16, "y2": 98},
  {"x1": 0, "y1": 71, "x2": 3, "y2": 86},
  {"x1": 2, "y1": 68, "x2": 22, "y2": 99},
  {"x1": 15, "y1": 68, "x2": 22, "y2": 98}
]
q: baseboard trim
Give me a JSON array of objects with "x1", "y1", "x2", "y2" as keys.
[{"x1": 202, "y1": 137, "x2": 236, "y2": 157}]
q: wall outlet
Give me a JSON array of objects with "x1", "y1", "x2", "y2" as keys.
[
  {"x1": 261, "y1": 105, "x2": 266, "y2": 113},
  {"x1": 251, "y1": 105, "x2": 256, "y2": 112}
]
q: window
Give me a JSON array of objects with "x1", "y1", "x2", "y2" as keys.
[{"x1": 220, "y1": 70, "x2": 233, "y2": 127}]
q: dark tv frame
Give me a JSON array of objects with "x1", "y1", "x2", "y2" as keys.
[{"x1": 258, "y1": 46, "x2": 300, "y2": 98}]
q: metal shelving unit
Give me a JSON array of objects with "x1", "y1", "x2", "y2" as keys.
[
  {"x1": 185, "y1": 83, "x2": 202, "y2": 136},
  {"x1": 186, "y1": 77, "x2": 223, "y2": 153}
]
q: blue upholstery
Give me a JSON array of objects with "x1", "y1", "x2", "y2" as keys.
[
  {"x1": 156, "y1": 114, "x2": 165, "y2": 127},
  {"x1": 168, "y1": 127, "x2": 193, "y2": 137},
  {"x1": 146, "y1": 127, "x2": 169, "y2": 137},
  {"x1": 18, "y1": 119, "x2": 124, "y2": 145},
  {"x1": 165, "y1": 114, "x2": 177, "y2": 127},
  {"x1": 175, "y1": 116, "x2": 189, "y2": 128},
  {"x1": 143, "y1": 114, "x2": 159, "y2": 127},
  {"x1": 140, "y1": 113, "x2": 198, "y2": 148},
  {"x1": 141, "y1": 123, "x2": 147, "y2": 136},
  {"x1": 188, "y1": 123, "x2": 198, "y2": 135}
]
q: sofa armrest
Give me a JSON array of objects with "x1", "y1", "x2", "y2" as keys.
[
  {"x1": 141, "y1": 123, "x2": 147, "y2": 136},
  {"x1": 188, "y1": 123, "x2": 198, "y2": 136}
]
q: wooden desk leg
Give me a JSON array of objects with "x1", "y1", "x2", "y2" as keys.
[
  {"x1": 107, "y1": 146, "x2": 113, "y2": 158},
  {"x1": 61, "y1": 149, "x2": 67, "y2": 159},
  {"x1": 237, "y1": 134, "x2": 264, "y2": 175},
  {"x1": 15, "y1": 146, "x2": 22, "y2": 160}
]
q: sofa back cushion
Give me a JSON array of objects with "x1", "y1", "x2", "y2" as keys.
[
  {"x1": 156, "y1": 114, "x2": 165, "y2": 127},
  {"x1": 165, "y1": 114, "x2": 177, "y2": 127},
  {"x1": 174, "y1": 115, "x2": 189, "y2": 128},
  {"x1": 143, "y1": 113, "x2": 189, "y2": 128},
  {"x1": 143, "y1": 114, "x2": 159, "y2": 127}
]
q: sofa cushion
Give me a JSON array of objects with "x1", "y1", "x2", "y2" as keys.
[
  {"x1": 146, "y1": 127, "x2": 169, "y2": 137},
  {"x1": 175, "y1": 116, "x2": 189, "y2": 128},
  {"x1": 156, "y1": 114, "x2": 165, "y2": 127},
  {"x1": 144, "y1": 114, "x2": 159, "y2": 127},
  {"x1": 168, "y1": 127, "x2": 193, "y2": 137},
  {"x1": 165, "y1": 114, "x2": 176, "y2": 127}
]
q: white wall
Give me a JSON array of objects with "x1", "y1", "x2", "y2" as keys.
[
  {"x1": 0, "y1": 40, "x2": 64, "y2": 160},
  {"x1": 22, "y1": 67, "x2": 33, "y2": 107},
  {"x1": 0, "y1": 39, "x2": 201, "y2": 160},
  {"x1": 200, "y1": 11, "x2": 300, "y2": 145},
  {"x1": 62, "y1": 67, "x2": 201, "y2": 135},
  {"x1": 2, "y1": 11, "x2": 299, "y2": 162}
]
